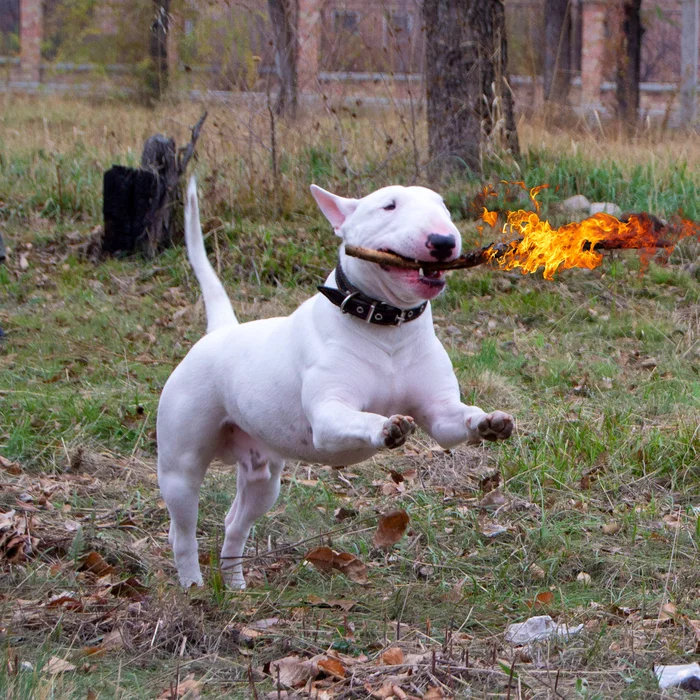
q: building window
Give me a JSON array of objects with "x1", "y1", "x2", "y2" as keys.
[
  {"x1": 387, "y1": 11, "x2": 413, "y2": 36},
  {"x1": 384, "y1": 11, "x2": 413, "y2": 47},
  {"x1": 332, "y1": 10, "x2": 360, "y2": 34}
]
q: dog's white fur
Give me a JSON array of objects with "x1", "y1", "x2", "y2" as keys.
[{"x1": 157, "y1": 179, "x2": 514, "y2": 588}]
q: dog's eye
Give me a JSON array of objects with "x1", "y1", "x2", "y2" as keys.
[{"x1": 383, "y1": 201, "x2": 396, "y2": 211}]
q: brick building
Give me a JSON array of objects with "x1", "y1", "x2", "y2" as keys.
[{"x1": 0, "y1": 0, "x2": 696, "y2": 120}]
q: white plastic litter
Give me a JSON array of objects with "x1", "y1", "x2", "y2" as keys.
[
  {"x1": 655, "y1": 663, "x2": 700, "y2": 690},
  {"x1": 505, "y1": 615, "x2": 584, "y2": 645}
]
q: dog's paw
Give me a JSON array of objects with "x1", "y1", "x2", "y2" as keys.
[
  {"x1": 179, "y1": 572, "x2": 204, "y2": 588},
  {"x1": 223, "y1": 574, "x2": 247, "y2": 591},
  {"x1": 467, "y1": 410, "x2": 514, "y2": 443},
  {"x1": 381, "y1": 415, "x2": 416, "y2": 449}
]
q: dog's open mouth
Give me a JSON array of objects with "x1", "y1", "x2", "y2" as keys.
[{"x1": 379, "y1": 248, "x2": 447, "y2": 289}]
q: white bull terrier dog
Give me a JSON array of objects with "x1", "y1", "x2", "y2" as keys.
[{"x1": 157, "y1": 178, "x2": 514, "y2": 588}]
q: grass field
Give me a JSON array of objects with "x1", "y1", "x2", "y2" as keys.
[{"x1": 1, "y1": 95, "x2": 700, "y2": 699}]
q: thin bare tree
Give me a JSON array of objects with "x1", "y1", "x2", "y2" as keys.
[{"x1": 148, "y1": 0, "x2": 170, "y2": 100}]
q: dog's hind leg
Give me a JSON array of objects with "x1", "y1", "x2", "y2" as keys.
[
  {"x1": 220, "y1": 442, "x2": 284, "y2": 589},
  {"x1": 159, "y1": 449, "x2": 209, "y2": 588}
]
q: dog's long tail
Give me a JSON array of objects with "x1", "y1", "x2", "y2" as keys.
[{"x1": 185, "y1": 177, "x2": 238, "y2": 332}]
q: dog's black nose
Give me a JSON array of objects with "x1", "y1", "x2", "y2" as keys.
[{"x1": 426, "y1": 233, "x2": 456, "y2": 261}]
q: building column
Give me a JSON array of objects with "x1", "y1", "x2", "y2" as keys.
[
  {"x1": 681, "y1": 0, "x2": 699, "y2": 124},
  {"x1": 297, "y1": 0, "x2": 320, "y2": 91},
  {"x1": 581, "y1": 0, "x2": 607, "y2": 108},
  {"x1": 20, "y1": 0, "x2": 42, "y2": 84}
]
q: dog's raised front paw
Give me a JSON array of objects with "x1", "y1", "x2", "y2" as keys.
[
  {"x1": 381, "y1": 415, "x2": 416, "y2": 449},
  {"x1": 467, "y1": 410, "x2": 514, "y2": 443}
]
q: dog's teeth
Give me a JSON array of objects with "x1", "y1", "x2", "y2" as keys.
[{"x1": 419, "y1": 267, "x2": 424, "y2": 276}]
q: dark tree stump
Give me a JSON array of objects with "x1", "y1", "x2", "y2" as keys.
[
  {"x1": 141, "y1": 134, "x2": 180, "y2": 257},
  {"x1": 0, "y1": 230, "x2": 6, "y2": 263},
  {"x1": 103, "y1": 166, "x2": 157, "y2": 255},
  {"x1": 97, "y1": 112, "x2": 207, "y2": 258}
]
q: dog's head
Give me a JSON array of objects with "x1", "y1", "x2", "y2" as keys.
[{"x1": 311, "y1": 184, "x2": 461, "y2": 308}]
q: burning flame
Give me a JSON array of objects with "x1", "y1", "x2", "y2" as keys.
[
  {"x1": 481, "y1": 207, "x2": 499, "y2": 228},
  {"x1": 479, "y1": 185, "x2": 700, "y2": 280}
]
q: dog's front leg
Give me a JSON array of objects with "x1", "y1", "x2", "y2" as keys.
[
  {"x1": 421, "y1": 397, "x2": 514, "y2": 449},
  {"x1": 304, "y1": 392, "x2": 415, "y2": 452}
]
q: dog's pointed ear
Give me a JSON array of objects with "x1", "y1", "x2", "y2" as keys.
[{"x1": 310, "y1": 185, "x2": 359, "y2": 233}]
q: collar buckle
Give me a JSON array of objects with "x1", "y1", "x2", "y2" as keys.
[{"x1": 339, "y1": 291, "x2": 359, "y2": 313}]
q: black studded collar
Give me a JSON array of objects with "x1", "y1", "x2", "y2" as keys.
[{"x1": 317, "y1": 261, "x2": 428, "y2": 326}]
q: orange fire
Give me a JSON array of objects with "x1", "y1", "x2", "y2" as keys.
[{"x1": 480, "y1": 185, "x2": 700, "y2": 280}]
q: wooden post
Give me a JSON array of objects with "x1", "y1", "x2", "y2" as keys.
[{"x1": 681, "y1": 0, "x2": 699, "y2": 124}]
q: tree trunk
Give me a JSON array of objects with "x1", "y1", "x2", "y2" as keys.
[
  {"x1": 148, "y1": 0, "x2": 170, "y2": 101},
  {"x1": 268, "y1": 0, "x2": 298, "y2": 117},
  {"x1": 616, "y1": 0, "x2": 643, "y2": 130},
  {"x1": 424, "y1": 0, "x2": 519, "y2": 177},
  {"x1": 544, "y1": 0, "x2": 571, "y2": 103}
]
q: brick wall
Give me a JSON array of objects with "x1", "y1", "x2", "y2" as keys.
[{"x1": 6, "y1": 0, "x2": 696, "y2": 121}]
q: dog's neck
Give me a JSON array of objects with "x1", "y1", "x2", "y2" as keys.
[{"x1": 317, "y1": 260, "x2": 428, "y2": 326}]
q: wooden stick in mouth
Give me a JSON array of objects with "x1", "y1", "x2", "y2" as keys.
[
  {"x1": 344, "y1": 237, "x2": 675, "y2": 272},
  {"x1": 343, "y1": 244, "x2": 496, "y2": 271}
]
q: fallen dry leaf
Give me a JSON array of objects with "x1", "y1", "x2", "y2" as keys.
[
  {"x1": 0, "y1": 456, "x2": 22, "y2": 475},
  {"x1": 389, "y1": 470, "x2": 404, "y2": 484},
  {"x1": 247, "y1": 617, "x2": 280, "y2": 630},
  {"x1": 602, "y1": 521, "x2": 621, "y2": 535},
  {"x1": 101, "y1": 628, "x2": 125, "y2": 651},
  {"x1": 270, "y1": 655, "x2": 317, "y2": 689},
  {"x1": 479, "y1": 521, "x2": 509, "y2": 538},
  {"x1": 526, "y1": 591, "x2": 554, "y2": 609},
  {"x1": 79, "y1": 551, "x2": 116, "y2": 577},
  {"x1": 688, "y1": 619, "x2": 700, "y2": 652},
  {"x1": 663, "y1": 512, "x2": 682, "y2": 529},
  {"x1": 47, "y1": 593, "x2": 83, "y2": 611},
  {"x1": 478, "y1": 489, "x2": 507, "y2": 508},
  {"x1": 304, "y1": 547, "x2": 368, "y2": 585},
  {"x1": 381, "y1": 647, "x2": 404, "y2": 665},
  {"x1": 45, "y1": 656, "x2": 77, "y2": 674},
  {"x1": 365, "y1": 681, "x2": 406, "y2": 699},
  {"x1": 306, "y1": 595, "x2": 357, "y2": 612},
  {"x1": 529, "y1": 563, "x2": 545, "y2": 580},
  {"x1": 333, "y1": 551, "x2": 368, "y2": 585},
  {"x1": 317, "y1": 656, "x2": 346, "y2": 679},
  {"x1": 373, "y1": 510, "x2": 409, "y2": 547},
  {"x1": 110, "y1": 576, "x2": 148, "y2": 599},
  {"x1": 334, "y1": 507, "x2": 358, "y2": 522},
  {"x1": 305, "y1": 546, "x2": 335, "y2": 573},
  {"x1": 423, "y1": 686, "x2": 447, "y2": 699},
  {"x1": 659, "y1": 602, "x2": 677, "y2": 622},
  {"x1": 480, "y1": 471, "x2": 501, "y2": 494},
  {"x1": 157, "y1": 673, "x2": 202, "y2": 699}
]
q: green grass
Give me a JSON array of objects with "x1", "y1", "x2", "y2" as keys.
[{"x1": 1, "y1": 96, "x2": 700, "y2": 698}]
